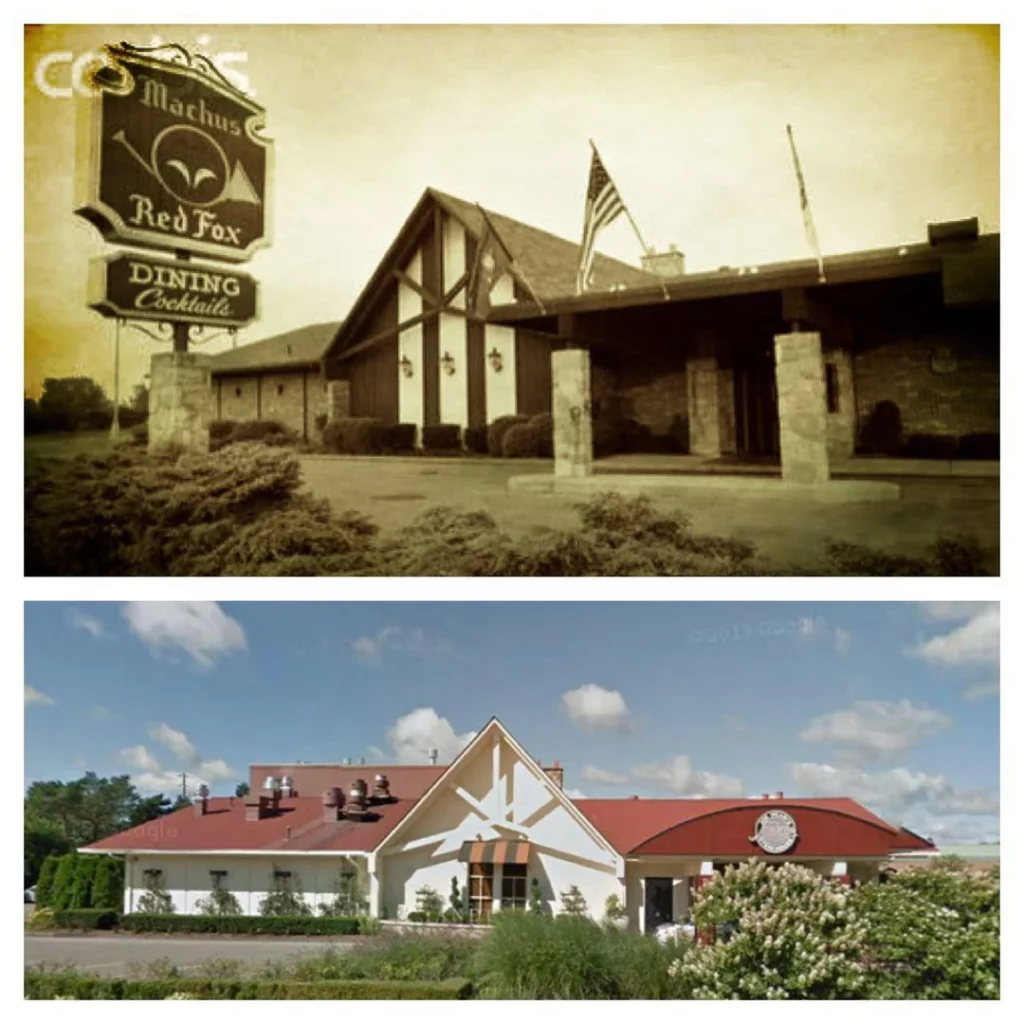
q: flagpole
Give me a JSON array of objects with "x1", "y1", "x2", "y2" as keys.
[
  {"x1": 476, "y1": 203, "x2": 548, "y2": 315},
  {"x1": 786, "y1": 124, "x2": 826, "y2": 284}
]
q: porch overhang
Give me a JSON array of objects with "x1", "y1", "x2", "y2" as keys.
[{"x1": 457, "y1": 840, "x2": 532, "y2": 865}]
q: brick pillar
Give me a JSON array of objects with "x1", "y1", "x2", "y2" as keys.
[
  {"x1": 552, "y1": 346, "x2": 593, "y2": 477},
  {"x1": 686, "y1": 357, "x2": 721, "y2": 456},
  {"x1": 773, "y1": 331, "x2": 830, "y2": 484},
  {"x1": 825, "y1": 349, "x2": 856, "y2": 460},
  {"x1": 718, "y1": 368, "x2": 736, "y2": 455},
  {"x1": 326, "y1": 380, "x2": 351, "y2": 422},
  {"x1": 148, "y1": 351, "x2": 212, "y2": 453}
]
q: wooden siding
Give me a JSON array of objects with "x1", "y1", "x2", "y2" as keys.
[
  {"x1": 348, "y1": 339, "x2": 399, "y2": 422},
  {"x1": 421, "y1": 217, "x2": 441, "y2": 426},
  {"x1": 515, "y1": 328, "x2": 553, "y2": 416}
]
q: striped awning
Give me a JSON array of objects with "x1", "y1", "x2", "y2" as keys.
[{"x1": 458, "y1": 840, "x2": 531, "y2": 865}]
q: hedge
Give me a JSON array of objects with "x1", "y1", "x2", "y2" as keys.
[
  {"x1": 51, "y1": 909, "x2": 119, "y2": 930},
  {"x1": 421, "y1": 424, "x2": 462, "y2": 451},
  {"x1": 379, "y1": 423, "x2": 417, "y2": 452},
  {"x1": 464, "y1": 425, "x2": 488, "y2": 455},
  {"x1": 121, "y1": 913, "x2": 362, "y2": 935},
  {"x1": 322, "y1": 417, "x2": 381, "y2": 454},
  {"x1": 502, "y1": 422, "x2": 541, "y2": 458},
  {"x1": 25, "y1": 975, "x2": 474, "y2": 1000},
  {"x1": 487, "y1": 414, "x2": 530, "y2": 456}
]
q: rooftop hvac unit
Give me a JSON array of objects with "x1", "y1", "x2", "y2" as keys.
[
  {"x1": 373, "y1": 773, "x2": 391, "y2": 801},
  {"x1": 262, "y1": 775, "x2": 282, "y2": 791},
  {"x1": 345, "y1": 779, "x2": 369, "y2": 817},
  {"x1": 281, "y1": 775, "x2": 294, "y2": 794}
]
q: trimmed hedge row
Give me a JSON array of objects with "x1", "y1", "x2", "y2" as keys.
[
  {"x1": 50, "y1": 909, "x2": 119, "y2": 930},
  {"x1": 25, "y1": 975, "x2": 474, "y2": 1000},
  {"x1": 322, "y1": 418, "x2": 418, "y2": 455},
  {"x1": 120, "y1": 913, "x2": 362, "y2": 935}
]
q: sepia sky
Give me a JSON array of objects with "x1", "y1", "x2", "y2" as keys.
[{"x1": 24, "y1": 24, "x2": 999, "y2": 399}]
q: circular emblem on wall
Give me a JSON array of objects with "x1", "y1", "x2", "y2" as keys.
[{"x1": 749, "y1": 810, "x2": 798, "y2": 854}]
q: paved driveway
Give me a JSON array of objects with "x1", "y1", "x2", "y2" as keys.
[{"x1": 25, "y1": 934, "x2": 360, "y2": 976}]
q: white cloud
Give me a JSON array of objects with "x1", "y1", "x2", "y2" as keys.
[
  {"x1": 122, "y1": 602, "x2": 247, "y2": 667},
  {"x1": 632, "y1": 755, "x2": 744, "y2": 798},
  {"x1": 561, "y1": 684, "x2": 633, "y2": 733},
  {"x1": 834, "y1": 629, "x2": 852, "y2": 655},
  {"x1": 70, "y1": 609, "x2": 106, "y2": 638},
  {"x1": 385, "y1": 708, "x2": 476, "y2": 764},
  {"x1": 962, "y1": 680, "x2": 999, "y2": 702},
  {"x1": 564, "y1": 787, "x2": 587, "y2": 800},
  {"x1": 351, "y1": 626, "x2": 451, "y2": 663},
  {"x1": 120, "y1": 724, "x2": 236, "y2": 795},
  {"x1": 149, "y1": 723, "x2": 199, "y2": 763},
  {"x1": 121, "y1": 744, "x2": 163, "y2": 774},
  {"x1": 911, "y1": 604, "x2": 999, "y2": 666},
  {"x1": 25, "y1": 684, "x2": 55, "y2": 707},
  {"x1": 580, "y1": 765, "x2": 629, "y2": 785},
  {"x1": 920, "y1": 602, "x2": 997, "y2": 621},
  {"x1": 800, "y1": 699, "x2": 951, "y2": 760}
]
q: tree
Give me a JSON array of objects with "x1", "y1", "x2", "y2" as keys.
[
  {"x1": 49, "y1": 855, "x2": 79, "y2": 912},
  {"x1": 234, "y1": 782, "x2": 251, "y2": 798},
  {"x1": 68, "y1": 856, "x2": 98, "y2": 909},
  {"x1": 36, "y1": 377, "x2": 113, "y2": 432},
  {"x1": 558, "y1": 885, "x2": 588, "y2": 917},
  {"x1": 851, "y1": 862, "x2": 999, "y2": 999},
  {"x1": 91, "y1": 858, "x2": 124, "y2": 911},
  {"x1": 24, "y1": 813, "x2": 71, "y2": 887},
  {"x1": 136, "y1": 869, "x2": 176, "y2": 914},
  {"x1": 445, "y1": 875, "x2": 467, "y2": 923},
  {"x1": 128, "y1": 382, "x2": 149, "y2": 414},
  {"x1": 414, "y1": 885, "x2": 444, "y2": 922},
  {"x1": 34, "y1": 855, "x2": 61, "y2": 908},
  {"x1": 195, "y1": 873, "x2": 243, "y2": 916},
  {"x1": 258, "y1": 871, "x2": 312, "y2": 917},
  {"x1": 317, "y1": 861, "x2": 369, "y2": 918},
  {"x1": 667, "y1": 860, "x2": 867, "y2": 999},
  {"x1": 528, "y1": 877, "x2": 547, "y2": 916}
]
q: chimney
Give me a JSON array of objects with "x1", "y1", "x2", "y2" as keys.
[
  {"x1": 194, "y1": 783, "x2": 210, "y2": 817},
  {"x1": 544, "y1": 760, "x2": 564, "y2": 791},
  {"x1": 322, "y1": 787, "x2": 344, "y2": 823},
  {"x1": 927, "y1": 217, "x2": 979, "y2": 247},
  {"x1": 429, "y1": 748, "x2": 439, "y2": 765},
  {"x1": 762, "y1": 793, "x2": 770, "y2": 800},
  {"x1": 772, "y1": 791, "x2": 784, "y2": 800},
  {"x1": 641, "y1": 244, "x2": 685, "y2": 278},
  {"x1": 245, "y1": 795, "x2": 270, "y2": 821}
]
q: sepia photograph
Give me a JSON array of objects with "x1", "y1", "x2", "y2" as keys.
[
  {"x1": 23, "y1": 24, "x2": 999, "y2": 576},
  {"x1": 23, "y1": 600, "x2": 999, "y2": 999}
]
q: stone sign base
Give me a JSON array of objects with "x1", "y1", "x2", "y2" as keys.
[{"x1": 148, "y1": 351, "x2": 213, "y2": 454}]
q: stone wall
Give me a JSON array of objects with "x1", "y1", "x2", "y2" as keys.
[
  {"x1": 149, "y1": 352, "x2": 213, "y2": 453},
  {"x1": 853, "y1": 326, "x2": 999, "y2": 448},
  {"x1": 213, "y1": 370, "x2": 330, "y2": 439}
]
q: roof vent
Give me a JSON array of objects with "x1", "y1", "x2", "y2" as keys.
[
  {"x1": 544, "y1": 762, "x2": 565, "y2": 791},
  {"x1": 262, "y1": 775, "x2": 281, "y2": 792},
  {"x1": 428, "y1": 748, "x2": 439, "y2": 765},
  {"x1": 641, "y1": 245, "x2": 686, "y2": 278},
  {"x1": 342, "y1": 757, "x2": 352, "y2": 766},
  {"x1": 772, "y1": 791, "x2": 784, "y2": 799},
  {"x1": 322, "y1": 786, "x2": 344, "y2": 822},
  {"x1": 762, "y1": 793, "x2": 771, "y2": 800},
  {"x1": 630, "y1": 794, "x2": 639, "y2": 800},
  {"x1": 195, "y1": 783, "x2": 210, "y2": 816},
  {"x1": 372, "y1": 773, "x2": 392, "y2": 802},
  {"x1": 281, "y1": 775, "x2": 295, "y2": 797},
  {"x1": 928, "y1": 217, "x2": 979, "y2": 247},
  {"x1": 345, "y1": 778, "x2": 369, "y2": 818}
]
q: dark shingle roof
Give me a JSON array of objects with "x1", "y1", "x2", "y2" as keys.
[
  {"x1": 210, "y1": 321, "x2": 340, "y2": 375},
  {"x1": 429, "y1": 188, "x2": 659, "y2": 297}
]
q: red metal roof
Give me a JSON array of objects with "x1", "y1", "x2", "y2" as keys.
[
  {"x1": 574, "y1": 797, "x2": 908, "y2": 854},
  {"x1": 81, "y1": 796, "x2": 418, "y2": 854}
]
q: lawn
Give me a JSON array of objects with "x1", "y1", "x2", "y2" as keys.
[{"x1": 24, "y1": 433, "x2": 999, "y2": 571}]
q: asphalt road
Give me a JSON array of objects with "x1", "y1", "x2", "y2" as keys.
[{"x1": 25, "y1": 934, "x2": 361, "y2": 976}]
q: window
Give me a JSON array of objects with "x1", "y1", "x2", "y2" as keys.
[
  {"x1": 825, "y1": 363, "x2": 840, "y2": 414},
  {"x1": 277, "y1": 384, "x2": 285, "y2": 396},
  {"x1": 209, "y1": 870, "x2": 228, "y2": 888},
  {"x1": 468, "y1": 863, "x2": 494, "y2": 922},
  {"x1": 501, "y1": 864, "x2": 527, "y2": 911},
  {"x1": 234, "y1": 386, "x2": 242, "y2": 398}
]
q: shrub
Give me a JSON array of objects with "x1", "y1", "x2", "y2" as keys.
[
  {"x1": 958, "y1": 432, "x2": 999, "y2": 459},
  {"x1": 317, "y1": 862, "x2": 369, "y2": 918},
  {"x1": 34, "y1": 856, "x2": 60, "y2": 909},
  {"x1": 378, "y1": 423, "x2": 417, "y2": 453},
  {"x1": 314, "y1": 412, "x2": 328, "y2": 433},
  {"x1": 259, "y1": 873, "x2": 313, "y2": 917},
  {"x1": 209, "y1": 419, "x2": 236, "y2": 443},
  {"x1": 502, "y1": 422, "x2": 541, "y2": 457},
  {"x1": 669, "y1": 860, "x2": 868, "y2": 999},
  {"x1": 421, "y1": 424, "x2": 462, "y2": 451},
  {"x1": 68, "y1": 856, "x2": 97, "y2": 910},
  {"x1": 851, "y1": 861, "x2": 999, "y2": 999},
  {"x1": 287, "y1": 933, "x2": 478, "y2": 983},
  {"x1": 487, "y1": 414, "x2": 529, "y2": 456},
  {"x1": 528, "y1": 877, "x2": 547, "y2": 916},
  {"x1": 463, "y1": 425, "x2": 489, "y2": 455},
  {"x1": 529, "y1": 411, "x2": 554, "y2": 457},
  {"x1": 49, "y1": 855, "x2": 78, "y2": 912},
  {"x1": 26, "y1": 907, "x2": 55, "y2": 931},
  {"x1": 136, "y1": 871, "x2": 175, "y2": 914},
  {"x1": 128, "y1": 422, "x2": 148, "y2": 447},
  {"x1": 25, "y1": 973, "x2": 473, "y2": 1000},
  {"x1": 558, "y1": 885, "x2": 588, "y2": 917},
  {"x1": 121, "y1": 914, "x2": 361, "y2": 935},
  {"x1": 414, "y1": 885, "x2": 444, "y2": 922},
  {"x1": 322, "y1": 417, "x2": 381, "y2": 454},
  {"x1": 824, "y1": 535, "x2": 989, "y2": 577},
  {"x1": 445, "y1": 876, "x2": 468, "y2": 924},
  {"x1": 91, "y1": 857, "x2": 124, "y2": 912},
  {"x1": 603, "y1": 893, "x2": 627, "y2": 924},
  {"x1": 903, "y1": 433, "x2": 958, "y2": 459},
  {"x1": 51, "y1": 909, "x2": 119, "y2": 931},
  {"x1": 195, "y1": 885, "x2": 244, "y2": 916}
]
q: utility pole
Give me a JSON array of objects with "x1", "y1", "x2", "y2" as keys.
[
  {"x1": 110, "y1": 318, "x2": 122, "y2": 439},
  {"x1": 180, "y1": 772, "x2": 188, "y2": 800}
]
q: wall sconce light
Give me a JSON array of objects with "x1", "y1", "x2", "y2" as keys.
[
  {"x1": 488, "y1": 347, "x2": 504, "y2": 373},
  {"x1": 400, "y1": 355, "x2": 414, "y2": 378},
  {"x1": 440, "y1": 351, "x2": 456, "y2": 376}
]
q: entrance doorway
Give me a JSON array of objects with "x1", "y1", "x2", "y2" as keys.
[
  {"x1": 643, "y1": 877, "x2": 674, "y2": 933},
  {"x1": 733, "y1": 342, "x2": 779, "y2": 459}
]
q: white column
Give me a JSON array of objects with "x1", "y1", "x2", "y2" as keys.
[
  {"x1": 639, "y1": 876, "x2": 647, "y2": 934},
  {"x1": 398, "y1": 249, "x2": 424, "y2": 439},
  {"x1": 552, "y1": 347, "x2": 593, "y2": 477},
  {"x1": 439, "y1": 215, "x2": 468, "y2": 429}
]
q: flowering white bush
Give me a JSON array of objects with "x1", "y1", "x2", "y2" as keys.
[{"x1": 667, "y1": 860, "x2": 867, "y2": 999}]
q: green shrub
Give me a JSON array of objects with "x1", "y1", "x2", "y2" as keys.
[
  {"x1": 414, "y1": 885, "x2": 444, "y2": 922},
  {"x1": 121, "y1": 914, "x2": 361, "y2": 935},
  {"x1": 528, "y1": 877, "x2": 547, "y2": 916},
  {"x1": 463, "y1": 425, "x2": 489, "y2": 454},
  {"x1": 51, "y1": 909, "x2": 119, "y2": 930},
  {"x1": 958, "y1": 432, "x2": 998, "y2": 459},
  {"x1": 259, "y1": 874, "x2": 312, "y2": 917},
  {"x1": 90, "y1": 857, "x2": 124, "y2": 912},
  {"x1": 558, "y1": 884, "x2": 588, "y2": 917},
  {"x1": 322, "y1": 417, "x2": 381, "y2": 454},
  {"x1": 824, "y1": 535, "x2": 989, "y2": 577},
  {"x1": 421, "y1": 424, "x2": 462, "y2": 451},
  {"x1": 317, "y1": 862, "x2": 369, "y2": 917},
  {"x1": 378, "y1": 423, "x2": 417, "y2": 452},
  {"x1": 67, "y1": 856, "x2": 97, "y2": 910},
  {"x1": 25, "y1": 973, "x2": 473, "y2": 1000},
  {"x1": 502, "y1": 422, "x2": 541, "y2": 457},
  {"x1": 34, "y1": 856, "x2": 60, "y2": 909},
  {"x1": 195, "y1": 885, "x2": 244, "y2": 916},
  {"x1": 529, "y1": 412, "x2": 554, "y2": 457},
  {"x1": 314, "y1": 412, "x2": 328, "y2": 433},
  {"x1": 487, "y1": 414, "x2": 529, "y2": 456},
  {"x1": 49, "y1": 855, "x2": 78, "y2": 912},
  {"x1": 209, "y1": 419, "x2": 236, "y2": 443}
]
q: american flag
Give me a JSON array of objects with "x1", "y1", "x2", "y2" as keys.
[
  {"x1": 786, "y1": 124, "x2": 826, "y2": 283},
  {"x1": 575, "y1": 148, "x2": 626, "y2": 295}
]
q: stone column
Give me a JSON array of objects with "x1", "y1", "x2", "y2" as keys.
[
  {"x1": 326, "y1": 380, "x2": 351, "y2": 422},
  {"x1": 148, "y1": 351, "x2": 213, "y2": 453},
  {"x1": 552, "y1": 346, "x2": 593, "y2": 477},
  {"x1": 686, "y1": 356, "x2": 721, "y2": 456},
  {"x1": 824, "y1": 349, "x2": 856, "y2": 461},
  {"x1": 717, "y1": 368, "x2": 737, "y2": 455},
  {"x1": 773, "y1": 331, "x2": 830, "y2": 484}
]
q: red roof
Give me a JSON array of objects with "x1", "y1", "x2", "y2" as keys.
[
  {"x1": 82, "y1": 796, "x2": 417, "y2": 854},
  {"x1": 574, "y1": 797, "x2": 906, "y2": 854}
]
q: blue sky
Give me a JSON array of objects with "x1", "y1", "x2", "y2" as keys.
[{"x1": 24, "y1": 601, "x2": 999, "y2": 845}]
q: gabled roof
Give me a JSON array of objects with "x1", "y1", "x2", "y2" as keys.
[
  {"x1": 80, "y1": 796, "x2": 417, "y2": 855},
  {"x1": 326, "y1": 187, "x2": 659, "y2": 361},
  {"x1": 574, "y1": 797, "x2": 909, "y2": 855},
  {"x1": 209, "y1": 321, "x2": 340, "y2": 376}
]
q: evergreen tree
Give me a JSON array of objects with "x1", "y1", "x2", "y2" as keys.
[
  {"x1": 528, "y1": 877, "x2": 547, "y2": 916},
  {"x1": 49, "y1": 854, "x2": 78, "y2": 912},
  {"x1": 68, "y1": 856, "x2": 98, "y2": 909},
  {"x1": 558, "y1": 884, "x2": 588, "y2": 917},
  {"x1": 258, "y1": 872, "x2": 312, "y2": 917},
  {"x1": 90, "y1": 858, "x2": 124, "y2": 910},
  {"x1": 448, "y1": 875, "x2": 467, "y2": 922},
  {"x1": 136, "y1": 869, "x2": 176, "y2": 914},
  {"x1": 34, "y1": 855, "x2": 61, "y2": 908}
]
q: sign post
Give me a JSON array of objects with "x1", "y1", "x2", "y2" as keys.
[{"x1": 74, "y1": 41, "x2": 272, "y2": 452}]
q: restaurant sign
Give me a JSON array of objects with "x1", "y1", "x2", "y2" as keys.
[
  {"x1": 88, "y1": 252, "x2": 258, "y2": 328},
  {"x1": 74, "y1": 42, "x2": 271, "y2": 263},
  {"x1": 749, "y1": 810, "x2": 798, "y2": 854}
]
